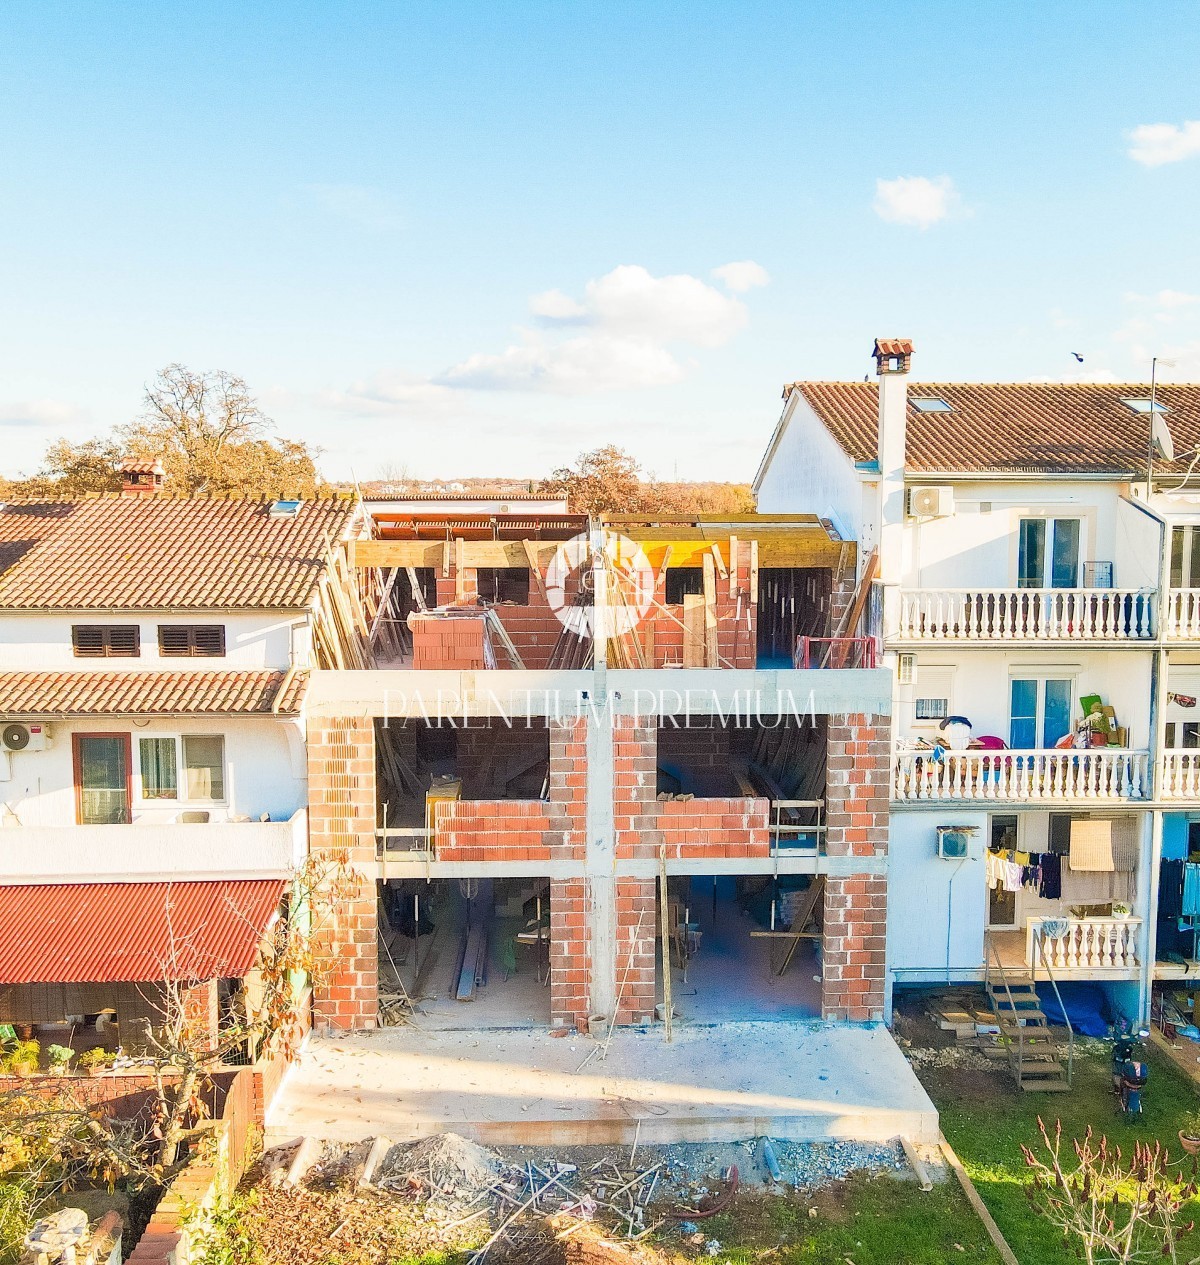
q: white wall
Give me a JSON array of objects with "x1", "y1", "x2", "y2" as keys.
[
  {"x1": 897, "y1": 649, "x2": 1154, "y2": 748},
  {"x1": 0, "y1": 612, "x2": 308, "y2": 671},
  {"x1": 889, "y1": 808, "x2": 989, "y2": 982},
  {"x1": 755, "y1": 395, "x2": 868, "y2": 548},
  {"x1": 906, "y1": 480, "x2": 1142, "y2": 590},
  {"x1": 0, "y1": 716, "x2": 306, "y2": 827}
]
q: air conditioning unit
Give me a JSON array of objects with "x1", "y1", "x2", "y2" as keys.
[
  {"x1": 908, "y1": 485, "x2": 955, "y2": 518},
  {"x1": 1, "y1": 722, "x2": 52, "y2": 753},
  {"x1": 936, "y1": 826, "x2": 971, "y2": 860},
  {"x1": 897, "y1": 653, "x2": 917, "y2": 686}
]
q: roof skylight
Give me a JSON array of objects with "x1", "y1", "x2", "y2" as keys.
[
  {"x1": 1121, "y1": 398, "x2": 1169, "y2": 415},
  {"x1": 268, "y1": 499, "x2": 303, "y2": 518},
  {"x1": 911, "y1": 397, "x2": 953, "y2": 413}
]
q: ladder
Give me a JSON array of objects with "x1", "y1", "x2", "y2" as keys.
[{"x1": 984, "y1": 931, "x2": 1073, "y2": 1093}]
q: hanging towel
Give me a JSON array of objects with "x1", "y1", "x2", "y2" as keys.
[
  {"x1": 1161, "y1": 858, "x2": 1185, "y2": 920},
  {"x1": 1015, "y1": 850, "x2": 1031, "y2": 866},
  {"x1": 1184, "y1": 863, "x2": 1200, "y2": 917},
  {"x1": 1039, "y1": 853, "x2": 1063, "y2": 900},
  {"x1": 985, "y1": 851, "x2": 1007, "y2": 890},
  {"x1": 1070, "y1": 818, "x2": 1115, "y2": 871},
  {"x1": 1003, "y1": 860, "x2": 1023, "y2": 893}
]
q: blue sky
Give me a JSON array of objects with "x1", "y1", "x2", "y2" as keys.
[{"x1": 1, "y1": 2, "x2": 1198, "y2": 484}]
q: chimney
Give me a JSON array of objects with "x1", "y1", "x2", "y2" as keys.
[
  {"x1": 872, "y1": 338, "x2": 913, "y2": 587},
  {"x1": 120, "y1": 457, "x2": 165, "y2": 496}
]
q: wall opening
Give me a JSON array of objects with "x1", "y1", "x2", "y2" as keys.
[{"x1": 756, "y1": 567, "x2": 834, "y2": 667}]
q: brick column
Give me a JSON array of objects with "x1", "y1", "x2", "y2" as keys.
[
  {"x1": 614, "y1": 876, "x2": 657, "y2": 1025},
  {"x1": 180, "y1": 979, "x2": 219, "y2": 1047},
  {"x1": 822, "y1": 712, "x2": 891, "y2": 1022},
  {"x1": 613, "y1": 716, "x2": 659, "y2": 859},
  {"x1": 308, "y1": 715, "x2": 378, "y2": 1031},
  {"x1": 547, "y1": 717, "x2": 587, "y2": 858},
  {"x1": 549, "y1": 877, "x2": 590, "y2": 1029}
]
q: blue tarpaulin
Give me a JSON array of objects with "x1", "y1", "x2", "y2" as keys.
[{"x1": 1036, "y1": 982, "x2": 1112, "y2": 1037}]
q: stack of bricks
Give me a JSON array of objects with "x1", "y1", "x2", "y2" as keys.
[
  {"x1": 308, "y1": 715, "x2": 378, "y2": 1031},
  {"x1": 408, "y1": 611, "x2": 489, "y2": 669},
  {"x1": 821, "y1": 711, "x2": 891, "y2": 1022},
  {"x1": 657, "y1": 796, "x2": 771, "y2": 860},
  {"x1": 549, "y1": 876, "x2": 590, "y2": 1028}
]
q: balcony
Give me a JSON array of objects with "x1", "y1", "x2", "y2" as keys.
[
  {"x1": 1160, "y1": 751, "x2": 1200, "y2": 799},
  {"x1": 892, "y1": 748, "x2": 1150, "y2": 803},
  {"x1": 0, "y1": 810, "x2": 306, "y2": 882},
  {"x1": 991, "y1": 916, "x2": 1142, "y2": 980},
  {"x1": 893, "y1": 588, "x2": 1156, "y2": 643},
  {"x1": 1165, "y1": 589, "x2": 1200, "y2": 639}
]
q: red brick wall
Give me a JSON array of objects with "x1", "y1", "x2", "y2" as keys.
[
  {"x1": 821, "y1": 712, "x2": 890, "y2": 1022},
  {"x1": 409, "y1": 612, "x2": 488, "y2": 669},
  {"x1": 181, "y1": 979, "x2": 219, "y2": 1046},
  {"x1": 308, "y1": 715, "x2": 378, "y2": 1031},
  {"x1": 614, "y1": 876, "x2": 657, "y2": 1025},
  {"x1": 614, "y1": 716, "x2": 660, "y2": 859},
  {"x1": 658, "y1": 797, "x2": 771, "y2": 860},
  {"x1": 549, "y1": 877, "x2": 589, "y2": 1029},
  {"x1": 639, "y1": 545, "x2": 756, "y2": 669}
]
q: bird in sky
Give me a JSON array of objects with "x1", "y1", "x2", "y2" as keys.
[{"x1": 1071, "y1": 352, "x2": 1084, "y2": 363}]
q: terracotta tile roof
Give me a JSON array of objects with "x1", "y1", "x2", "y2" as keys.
[
  {"x1": 0, "y1": 670, "x2": 308, "y2": 717},
  {"x1": 790, "y1": 381, "x2": 1200, "y2": 475},
  {"x1": 873, "y1": 338, "x2": 914, "y2": 358},
  {"x1": 0, "y1": 879, "x2": 283, "y2": 983},
  {"x1": 0, "y1": 495, "x2": 359, "y2": 610}
]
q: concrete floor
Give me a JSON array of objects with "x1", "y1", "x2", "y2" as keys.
[{"x1": 266, "y1": 1021, "x2": 940, "y2": 1147}]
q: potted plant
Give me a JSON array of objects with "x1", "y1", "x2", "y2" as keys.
[
  {"x1": 46, "y1": 1044, "x2": 73, "y2": 1075},
  {"x1": 76, "y1": 1048, "x2": 113, "y2": 1077},
  {"x1": 1112, "y1": 902, "x2": 1132, "y2": 920},
  {"x1": 1180, "y1": 1109, "x2": 1200, "y2": 1155},
  {"x1": 9, "y1": 1039, "x2": 40, "y2": 1076}
]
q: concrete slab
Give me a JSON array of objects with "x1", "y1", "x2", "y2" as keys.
[{"x1": 266, "y1": 1021, "x2": 939, "y2": 1147}]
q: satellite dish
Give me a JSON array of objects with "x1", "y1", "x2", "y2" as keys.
[{"x1": 1152, "y1": 412, "x2": 1175, "y2": 462}]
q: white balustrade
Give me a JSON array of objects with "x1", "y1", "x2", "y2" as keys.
[
  {"x1": 1166, "y1": 589, "x2": 1200, "y2": 639},
  {"x1": 1160, "y1": 751, "x2": 1200, "y2": 799},
  {"x1": 894, "y1": 588, "x2": 1155, "y2": 641},
  {"x1": 892, "y1": 748, "x2": 1150, "y2": 802},
  {"x1": 1027, "y1": 916, "x2": 1141, "y2": 976}
]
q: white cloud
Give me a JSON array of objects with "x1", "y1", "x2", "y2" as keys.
[
  {"x1": 1127, "y1": 120, "x2": 1200, "y2": 167},
  {"x1": 0, "y1": 399, "x2": 86, "y2": 428},
  {"x1": 440, "y1": 263, "x2": 757, "y2": 394},
  {"x1": 872, "y1": 175, "x2": 959, "y2": 229},
  {"x1": 1156, "y1": 289, "x2": 1200, "y2": 310},
  {"x1": 711, "y1": 260, "x2": 770, "y2": 293},
  {"x1": 306, "y1": 183, "x2": 404, "y2": 230},
  {"x1": 317, "y1": 373, "x2": 457, "y2": 416}
]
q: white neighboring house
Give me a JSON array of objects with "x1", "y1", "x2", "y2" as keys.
[
  {"x1": 0, "y1": 471, "x2": 365, "y2": 1038},
  {"x1": 755, "y1": 339, "x2": 1200, "y2": 1022}
]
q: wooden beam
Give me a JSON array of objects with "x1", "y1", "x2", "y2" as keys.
[
  {"x1": 749, "y1": 539, "x2": 760, "y2": 604},
  {"x1": 728, "y1": 536, "x2": 739, "y2": 597},
  {"x1": 522, "y1": 538, "x2": 549, "y2": 603},
  {"x1": 405, "y1": 566, "x2": 428, "y2": 612},
  {"x1": 441, "y1": 540, "x2": 451, "y2": 578},
  {"x1": 682, "y1": 594, "x2": 705, "y2": 667},
  {"x1": 702, "y1": 553, "x2": 718, "y2": 668},
  {"x1": 710, "y1": 542, "x2": 727, "y2": 580},
  {"x1": 655, "y1": 544, "x2": 673, "y2": 590},
  {"x1": 455, "y1": 538, "x2": 466, "y2": 602},
  {"x1": 353, "y1": 539, "x2": 563, "y2": 570}
]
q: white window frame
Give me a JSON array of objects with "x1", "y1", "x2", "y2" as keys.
[
  {"x1": 909, "y1": 665, "x2": 955, "y2": 733},
  {"x1": 1008, "y1": 672, "x2": 1076, "y2": 749},
  {"x1": 134, "y1": 733, "x2": 228, "y2": 806},
  {"x1": 1016, "y1": 514, "x2": 1084, "y2": 589}
]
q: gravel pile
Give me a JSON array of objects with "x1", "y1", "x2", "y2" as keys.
[{"x1": 378, "y1": 1132, "x2": 506, "y2": 1209}]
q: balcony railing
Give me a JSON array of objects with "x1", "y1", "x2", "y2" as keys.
[
  {"x1": 894, "y1": 588, "x2": 1156, "y2": 641},
  {"x1": 1166, "y1": 589, "x2": 1200, "y2": 639},
  {"x1": 793, "y1": 636, "x2": 877, "y2": 669},
  {"x1": 893, "y1": 748, "x2": 1150, "y2": 802},
  {"x1": 1160, "y1": 751, "x2": 1200, "y2": 799},
  {"x1": 1027, "y1": 915, "x2": 1142, "y2": 978}
]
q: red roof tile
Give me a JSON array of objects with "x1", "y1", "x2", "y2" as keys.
[
  {"x1": 873, "y1": 338, "x2": 914, "y2": 358},
  {"x1": 0, "y1": 879, "x2": 283, "y2": 983},
  {"x1": 791, "y1": 381, "x2": 1200, "y2": 475},
  {"x1": 0, "y1": 496, "x2": 360, "y2": 610},
  {"x1": 0, "y1": 670, "x2": 307, "y2": 717}
]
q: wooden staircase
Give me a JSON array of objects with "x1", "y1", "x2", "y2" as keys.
[{"x1": 985, "y1": 935, "x2": 1073, "y2": 1093}]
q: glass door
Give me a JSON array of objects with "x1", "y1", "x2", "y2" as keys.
[{"x1": 73, "y1": 734, "x2": 131, "y2": 824}]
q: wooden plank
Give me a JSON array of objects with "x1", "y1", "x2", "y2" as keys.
[
  {"x1": 523, "y1": 538, "x2": 550, "y2": 603},
  {"x1": 659, "y1": 844, "x2": 673, "y2": 1043},
  {"x1": 836, "y1": 548, "x2": 878, "y2": 638},
  {"x1": 728, "y1": 536, "x2": 738, "y2": 597},
  {"x1": 939, "y1": 1138, "x2": 1020, "y2": 1265},
  {"x1": 441, "y1": 540, "x2": 451, "y2": 578},
  {"x1": 405, "y1": 566, "x2": 428, "y2": 612},
  {"x1": 702, "y1": 552, "x2": 718, "y2": 667},
  {"x1": 655, "y1": 544, "x2": 673, "y2": 590},
  {"x1": 749, "y1": 539, "x2": 760, "y2": 604},
  {"x1": 682, "y1": 594, "x2": 705, "y2": 667},
  {"x1": 710, "y1": 541, "x2": 728, "y2": 580},
  {"x1": 455, "y1": 538, "x2": 466, "y2": 601},
  {"x1": 354, "y1": 539, "x2": 561, "y2": 569}
]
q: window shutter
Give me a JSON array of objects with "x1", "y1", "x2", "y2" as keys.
[{"x1": 72, "y1": 625, "x2": 139, "y2": 658}]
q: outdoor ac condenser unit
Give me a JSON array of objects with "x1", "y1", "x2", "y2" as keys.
[
  {"x1": 936, "y1": 827, "x2": 970, "y2": 860},
  {"x1": 1, "y1": 722, "x2": 52, "y2": 753},
  {"x1": 908, "y1": 485, "x2": 955, "y2": 518}
]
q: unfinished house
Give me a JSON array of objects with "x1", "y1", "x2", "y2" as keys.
[
  {"x1": 309, "y1": 507, "x2": 893, "y2": 1034},
  {"x1": 0, "y1": 473, "x2": 368, "y2": 1058}
]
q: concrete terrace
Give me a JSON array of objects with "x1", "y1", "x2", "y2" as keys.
[{"x1": 265, "y1": 1021, "x2": 939, "y2": 1147}]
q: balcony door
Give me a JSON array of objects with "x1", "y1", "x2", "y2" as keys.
[
  {"x1": 1018, "y1": 518, "x2": 1081, "y2": 589},
  {"x1": 73, "y1": 733, "x2": 131, "y2": 824},
  {"x1": 1010, "y1": 677, "x2": 1073, "y2": 749},
  {"x1": 1171, "y1": 526, "x2": 1200, "y2": 589}
]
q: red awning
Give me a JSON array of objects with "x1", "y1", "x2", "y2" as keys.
[{"x1": 0, "y1": 880, "x2": 284, "y2": 985}]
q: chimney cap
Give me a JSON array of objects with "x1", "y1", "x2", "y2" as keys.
[
  {"x1": 119, "y1": 458, "x2": 165, "y2": 476},
  {"x1": 119, "y1": 456, "x2": 166, "y2": 495},
  {"x1": 872, "y1": 338, "x2": 914, "y2": 375}
]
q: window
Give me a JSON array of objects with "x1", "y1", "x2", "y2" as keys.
[
  {"x1": 914, "y1": 696, "x2": 949, "y2": 721},
  {"x1": 665, "y1": 567, "x2": 704, "y2": 604},
  {"x1": 73, "y1": 734, "x2": 131, "y2": 824},
  {"x1": 1171, "y1": 527, "x2": 1200, "y2": 589},
  {"x1": 139, "y1": 737, "x2": 178, "y2": 799},
  {"x1": 1018, "y1": 517, "x2": 1081, "y2": 588},
  {"x1": 183, "y1": 735, "x2": 225, "y2": 800},
  {"x1": 911, "y1": 397, "x2": 953, "y2": 413},
  {"x1": 910, "y1": 666, "x2": 953, "y2": 728},
  {"x1": 1121, "y1": 398, "x2": 1169, "y2": 415},
  {"x1": 475, "y1": 567, "x2": 530, "y2": 605},
  {"x1": 1166, "y1": 722, "x2": 1200, "y2": 750},
  {"x1": 268, "y1": 499, "x2": 303, "y2": 517},
  {"x1": 1010, "y1": 677, "x2": 1073, "y2": 748},
  {"x1": 158, "y1": 625, "x2": 226, "y2": 657},
  {"x1": 72, "y1": 625, "x2": 140, "y2": 658}
]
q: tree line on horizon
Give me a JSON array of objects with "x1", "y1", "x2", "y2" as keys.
[{"x1": 0, "y1": 367, "x2": 754, "y2": 514}]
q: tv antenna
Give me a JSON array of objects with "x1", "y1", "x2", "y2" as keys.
[{"x1": 1146, "y1": 356, "x2": 1179, "y2": 490}]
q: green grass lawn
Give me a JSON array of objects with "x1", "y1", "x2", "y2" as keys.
[{"x1": 924, "y1": 1038, "x2": 1200, "y2": 1265}]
